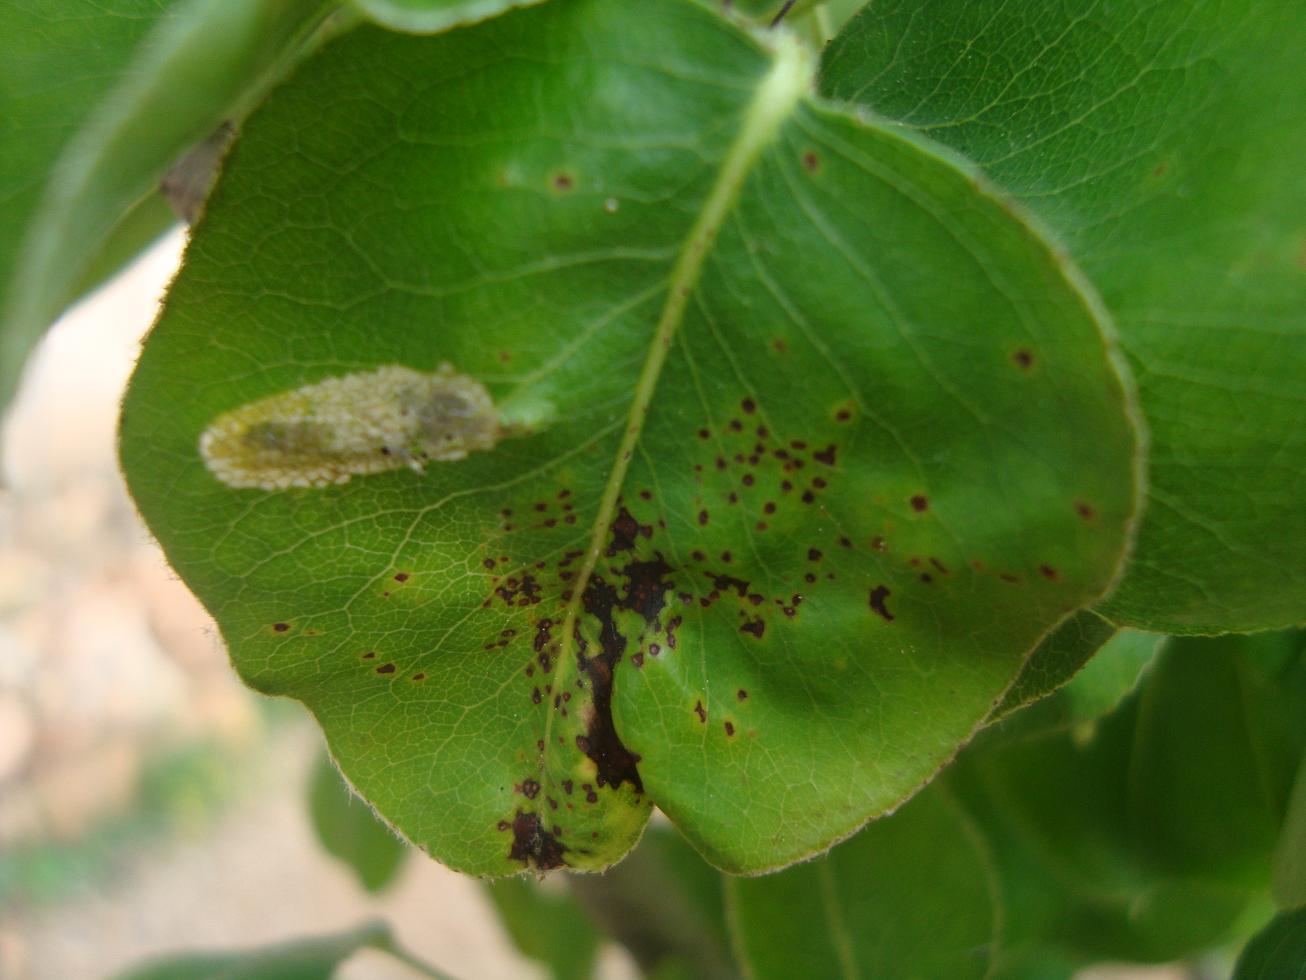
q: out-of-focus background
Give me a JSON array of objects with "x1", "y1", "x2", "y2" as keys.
[{"x1": 0, "y1": 232, "x2": 647, "y2": 980}]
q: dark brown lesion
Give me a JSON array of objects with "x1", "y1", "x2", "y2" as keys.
[{"x1": 508, "y1": 810, "x2": 566, "y2": 870}]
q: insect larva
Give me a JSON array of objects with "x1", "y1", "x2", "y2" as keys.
[{"x1": 199, "y1": 363, "x2": 502, "y2": 490}]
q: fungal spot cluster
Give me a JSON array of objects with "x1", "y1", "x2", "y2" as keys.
[
  {"x1": 261, "y1": 392, "x2": 1095, "y2": 871},
  {"x1": 199, "y1": 363, "x2": 503, "y2": 489}
]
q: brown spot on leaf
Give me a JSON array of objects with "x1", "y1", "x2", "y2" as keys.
[
  {"x1": 376, "y1": 663, "x2": 396, "y2": 674},
  {"x1": 802, "y1": 150, "x2": 820, "y2": 172},
  {"x1": 694, "y1": 700, "x2": 707, "y2": 723},
  {"x1": 814, "y1": 444, "x2": 837, "y2": 466},
  {"x1": 272, "y1": 623, "x2": 290, "y2": 633},
  {"x1": 910, "y1": 495, "x2": 929, "y2": 512},
  {"x1": 740, "y1": 616, "x2": 765, "y2": 639},
  {"x1": 868, "y1": 586, "x2": 894, "y2": 622},
  {"x1": 509, "y1": 811, "x2": 566, "y2": 870},
  {"x1": 1013, "y1": 349, "x2": 1034, "y2": 370}
]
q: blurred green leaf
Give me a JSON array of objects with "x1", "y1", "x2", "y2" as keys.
[
  {"x1": 0, "y1": 0, "x2": 175, "y2": 341},
  {"x1": 308, "y1": 751, "x2": 408, "y2": 893},
  {"x1": 112, "y1": 921, "x2": 395, "y2": 980},
  {"x1": 823, "y1": 0, "x2": 1306, "y2": 634},
  {"x1": 993, "y1": 625, "x2": 1160, "y2": 736},
  {"x1": 567, "y1": 824, "x2": 736, "y2": 980},
  {"x1": 1274, "y1": 755, "x2": 1306, "y2": 910},
  {"x1": 483, "y1": 876, "x2": 601, "y2": 980},
  {"x1": 1, "y1": 0, "x2": 335, "y2": 409},
  {"x1": 1234, "y1": 906, "x2": 1306, "y2": 980},
  {"x1": 728, "y1": 785, "x2": 998, "y2": 979},
  {"x1": 1127, "y1": 632, "x2": 1306, "y2": 886},
  {"x1": 121, "y1": 0, "x2": 1139, "y2": 878},
  {"x1": 347, "y1": 0, "x2": 546, "y2": 33}
]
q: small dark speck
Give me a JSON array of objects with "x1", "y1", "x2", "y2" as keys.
[
  {"x1": 742, "y1": 474, "x2": 755, "y2": 487},
  {"x1": 814, "y1": 444, "x2": 837, "y2": 466},
  {"x1": 839, "y1": 536, "x2": 852, "y2": 548},
  {"x1": 1013, "y1": 349, "x2": 1034, "y2": 370},
  {"x1": 272, "y1": 623, "x2": 289, "y2": 632},
  {"x1": 1075, "y1": 501, "x2": 1097, "y2": 521},
  {"x1": 692, "y1": 549, "x2": 706, "y2": 562},
  {"x1": 639, "y1": 489, "x2": 652, "y2": 500},
  {"x1": 553, "y1": 172, "x2": 574, "y2": 191},
  {"x1": 724, "y1": 721, "x2": 736, "y2": 736},
  {"x1": 411, "y1": 673, "x2": 426, "y2": 681},
  {"x1": 694, "y1": 700, "x2": 707, "y2": 723},
  {"x1": 910, "y1": 494, "x2": 929, "y2": 512},
  {"x1": 835, "y1": 408, "x2": 852, "y2": 422},
  {"x1": 764, "y1": 501, "x2": 776, "y2": 514},
  {"x1": 737, "y1": 689, "x2": 748, "y2": 701},
  {"x1": 721, "y1": 551, "x2": 733, "y2": 563},
  {"x1": 808, "y1": 548, "x2": 822, "y2": 561},
  {"x1": 802, "y1": 150, "x2": 820, "y2": 172},
  {"x1": 376, "y1": 663, "x2": 396, "y2": 674},
  {"x1": 871, "y1": 536, "x2": 886, "y2": 551},
  {"x1": 698, "y1": 428, "x2": 710, "y2": 439},
  {"x1": 362, "y1": 651, "x2": 376, "y2": 660},
  {"x1": 741, "y1": 397, "x2": 756, "y2": 414},
  {"x1": 393, "y1": 572, "x2": 409, "y2": 582},
  {"x1": 801, "y1": 490, "x2": 815, "y2": 504},
  {"x1": 698, "y1": 510, "x2": 709, "y2": 526},
  {"x1": 1038, "y1": 564, "x2": 1061, "y2": 582}
]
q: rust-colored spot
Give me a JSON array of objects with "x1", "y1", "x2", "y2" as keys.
[
  {"x1": 868, "y1": 586, "x2": 894, "y2": 622},
  {"x1": 1038, "y1": 564, "x2": 1060, "y2": 582},
  {"x1": 910, "y1": 494, "x2": 929, "y2": 512},
  {"x1": 1013, "y1": 349, "x2": 1034, "y2": 370},
  {"x1": 870, "y1": 536, "x2": 886, "y2": 552},
  {"x1": 835, "y1": 407, "x2": 852, "y2": 422},
  {"x1": 1075, "y1": 501, "x2": 1097, "y2": 521},
  {"x1": 553, "y1": 172, "x2": 574, "y2": 191},
  {"x1": 393, "y1": 572, "x2": 409, "y2": 583},
  {"x1": 802, "y1": 150, "x2": 820, "y2": 172},
  {"x1": 272, "y1": 622, "x2": 290, "y2": 632},
  {"x1": 520, "y1": 778, "x2": 541, "y2": 800}
]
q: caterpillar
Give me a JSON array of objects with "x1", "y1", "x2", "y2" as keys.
[{"x1": 199, "y1": 363, "x2": 502, "y2": 490}]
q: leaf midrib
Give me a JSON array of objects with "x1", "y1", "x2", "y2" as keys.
[{"x1": 541, "y1": 32, "x2": 814, "y2": 780}]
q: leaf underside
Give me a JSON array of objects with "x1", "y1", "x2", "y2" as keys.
[
  {"x1": 823, "y1": 0, "x2": 1306, "y2": 634},
  {"x1": 121, "y1": 0, "x2": 1138, "y2": 875}
]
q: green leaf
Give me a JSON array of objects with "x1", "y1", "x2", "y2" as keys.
[
  {"x1": 0, "y1": 0, "x2": 334, "y2": 409},
  {"x1": 120, "y1": 0, "x2": 1139, "y2": 875},
  {"x1": 949, "y1": 711, "x2": 1250, "y2": 971},
  {"x1": 483, "y1": 876, "x2": 602, "y2": 980},
  {"x1": 1274, "y1": 755, "x2": 1306, "y2": 910},
  {"x1": 1128, "y1": 632, "x2": 1306, "y2": 886},
  {"x1": 347, "y1": 0, "x2": 546, "y2": 33},
  {"x1": 728, "y1": 785, "x2": 999, "y2": 979},
  {"x1": 1234, "y1": 906, "x2": 1306, "y2": 980},
  {"x1": 111, "y1": 921, "x2": 395, "y2": 980},
  {"x1": 993, "y1": 622, "x2": 1160, "y2": 733},
  {"x1": 0, "y1": 0, "x2": 175, "y2": 386},
  {"x1": 308, "y1": 750, "x2": 408, "y2": 893},
  {"x1": 822, "y1": 0, "x2": 1306, "y2": 634}
]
